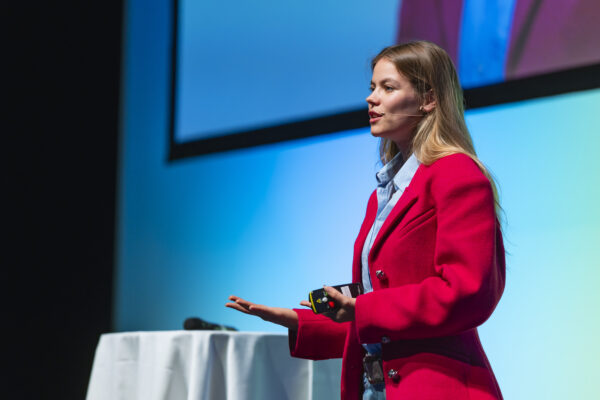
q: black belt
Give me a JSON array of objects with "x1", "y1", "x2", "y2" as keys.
[{"x1": 363, "y1": 353, "x2": 385, "y2": 385}]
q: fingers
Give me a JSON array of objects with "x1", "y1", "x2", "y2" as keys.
[
  {"x1": 225, "y1": 297, "x2": 279, "y2": 320},
  {"x1": 226, "y1": 295, "x2": 256, "y2": 315},
  {"x1": 225, "y1": 301, "x2": 252, "y2": 314},
  {"x1": 323, "y1": 286, "x2": 345, "y2": 304},
  {"x1": 247, "y1": 303, "x2": 269, "y2": 314},
  {"x1": 299, "y1": 300, "x2": 312, "y2": 308},
  {"x1": 231, "y1": 296, "x2": 252, "y2": 308},
  {"x1": 321, "y1": 286, "x2": 356, "y2": 323},
  {"x1": 225, "y1": 295, "x2": 299, "y2": 329}
]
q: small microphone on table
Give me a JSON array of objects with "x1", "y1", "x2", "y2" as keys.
[{"x1": 183, "y1": 317, "x2": 237, "y2": 331}]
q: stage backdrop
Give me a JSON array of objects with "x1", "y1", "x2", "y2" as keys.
[
  {"x1": 172, "y1": 0, "x2": 600, "y2": 151},
  {"x1": 115, "y1": 0, "x2": 600, "y2": 398}
]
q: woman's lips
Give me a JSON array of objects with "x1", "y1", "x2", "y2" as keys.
[{"x1": 369, "y1": 111, "x2": 383, "y2": 123}]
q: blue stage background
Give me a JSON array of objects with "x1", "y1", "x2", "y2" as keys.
[{"x1": 116, "y1": 0, "x2": 600, "y2": 398}]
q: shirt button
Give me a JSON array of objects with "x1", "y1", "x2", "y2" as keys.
[
  {"x1": 387, "y1": 369, "x2": 400, "y2": 382},
  {"x1": 375, "y1": 270, "x2": 386, "y2": 280},
  {"x1": 381, "y1": 336, "x2": 391, "y2": 344}
]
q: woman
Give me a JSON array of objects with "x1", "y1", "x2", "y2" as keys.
[{"x1": 226, "y1": 41, "x2": 505, "y2": 400}]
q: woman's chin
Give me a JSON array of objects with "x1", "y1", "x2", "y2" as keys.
[{"x1": 370, "y1": 129, "x2": 384, "y2": 138}]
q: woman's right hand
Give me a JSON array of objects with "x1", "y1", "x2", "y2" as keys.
[{"x1": 225, "y1": 295, "x2": 301, "y2": 330}]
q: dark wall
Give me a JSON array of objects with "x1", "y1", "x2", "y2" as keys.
[{"x1": 8, "y1": 1, "x2": 122, "y2": 398}]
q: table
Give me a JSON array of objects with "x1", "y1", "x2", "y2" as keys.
[{"x1": 86, "y1": 331, "x2": 341, "y2": 400}]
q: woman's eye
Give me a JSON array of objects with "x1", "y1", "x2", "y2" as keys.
[{"x1": 368, "y1": 85, "x2": 394, "y2": 92}]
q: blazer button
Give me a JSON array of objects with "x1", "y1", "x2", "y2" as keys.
[
  {"x1": 375, "y1": 270, "x2": 386, "y2": 280},
  {"x1": 381, "y1": 335, "x2": 391, "y2": 344},
  {"x1": 387, "y1": 369, "x2": 400, "y2": 382}
]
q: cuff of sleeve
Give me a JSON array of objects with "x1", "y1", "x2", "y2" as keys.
[
  {"x1": 288, "y1": 308, "x2": 347, "y2": 360},
  {"x1": 355, "y1": 291, "x2": 384, "y2": 344}
]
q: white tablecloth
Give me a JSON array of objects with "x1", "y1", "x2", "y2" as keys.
[{"x1": 86, "y1": 331, "x2": 341, "y2": 400}]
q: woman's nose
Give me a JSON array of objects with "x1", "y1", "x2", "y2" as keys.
[{"x1": 366, "y1": 91, "x2": 378, "y2": 105}]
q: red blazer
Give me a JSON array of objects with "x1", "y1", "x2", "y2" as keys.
[{"x1": 289, "y1": 154, "x2": 505, "y2": 399}]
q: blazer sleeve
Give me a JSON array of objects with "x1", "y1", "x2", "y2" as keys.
[
  {"x1": 289, "y1": 309, "x2": 348, "y2": 360},
  {"x1": 354, "y1": 154, "x2": 506, "y2": 343}
]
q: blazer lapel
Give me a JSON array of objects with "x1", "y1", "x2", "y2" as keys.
[
  {"x1": 352, "y1": 191, "x2": 378, "y2": 283},
  {"x1": 369, "y1": 185, "x2": 418, "y2": 261}
]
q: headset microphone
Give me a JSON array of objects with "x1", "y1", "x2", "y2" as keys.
[{"x1": 378, "y1": 112, "x2": 424, "y2": 117}]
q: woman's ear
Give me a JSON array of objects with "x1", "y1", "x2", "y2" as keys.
[{"x1": 421, "y1": 89, "x2": 436, "y2": 113}]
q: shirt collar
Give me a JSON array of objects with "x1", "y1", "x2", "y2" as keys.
[
  {"x1": 393, "y1": 153, "x2": 420, "y2": 191},
  {"x1": 376, "y1": 153, "x2": 420, "y2": 190},
  {"x1": 376, "y1": 153, "x2": 404, "y2": 187}
]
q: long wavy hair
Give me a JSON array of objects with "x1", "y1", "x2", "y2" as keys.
[{"x1": 372, "y1": 41, "x2": 501, "y2": 215}]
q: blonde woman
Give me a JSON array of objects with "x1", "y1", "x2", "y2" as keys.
[{"x1": 227, "y1": 41, "x2": 505, "y2": 400}]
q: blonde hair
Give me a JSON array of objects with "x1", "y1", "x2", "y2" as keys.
[{"x1": 372, "y1": 41, "x2": 501, "y2": 215}]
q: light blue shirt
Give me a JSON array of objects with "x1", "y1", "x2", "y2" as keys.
[
  {"x1": 361, "y1": 153, "x2": 421, "y2": 354},
  {"x1": 360, "y1": 153, "x2": 420, "y2": 399}
]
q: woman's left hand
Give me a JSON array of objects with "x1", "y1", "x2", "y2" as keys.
[{"x1": 321, "y1": 285, "x2": 356, "y2": 323}]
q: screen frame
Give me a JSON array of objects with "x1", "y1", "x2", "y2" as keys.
[{"x1": 168, "y1": 0, "x2": 600, "y2": 161}]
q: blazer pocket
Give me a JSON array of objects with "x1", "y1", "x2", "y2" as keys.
[{"x1": 396, "y1": 207, "x2": 436, "y2": 240}]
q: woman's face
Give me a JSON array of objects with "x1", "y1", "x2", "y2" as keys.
[{"x1": 366, "y1": 59, "x2": 422, "y2": 152}]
